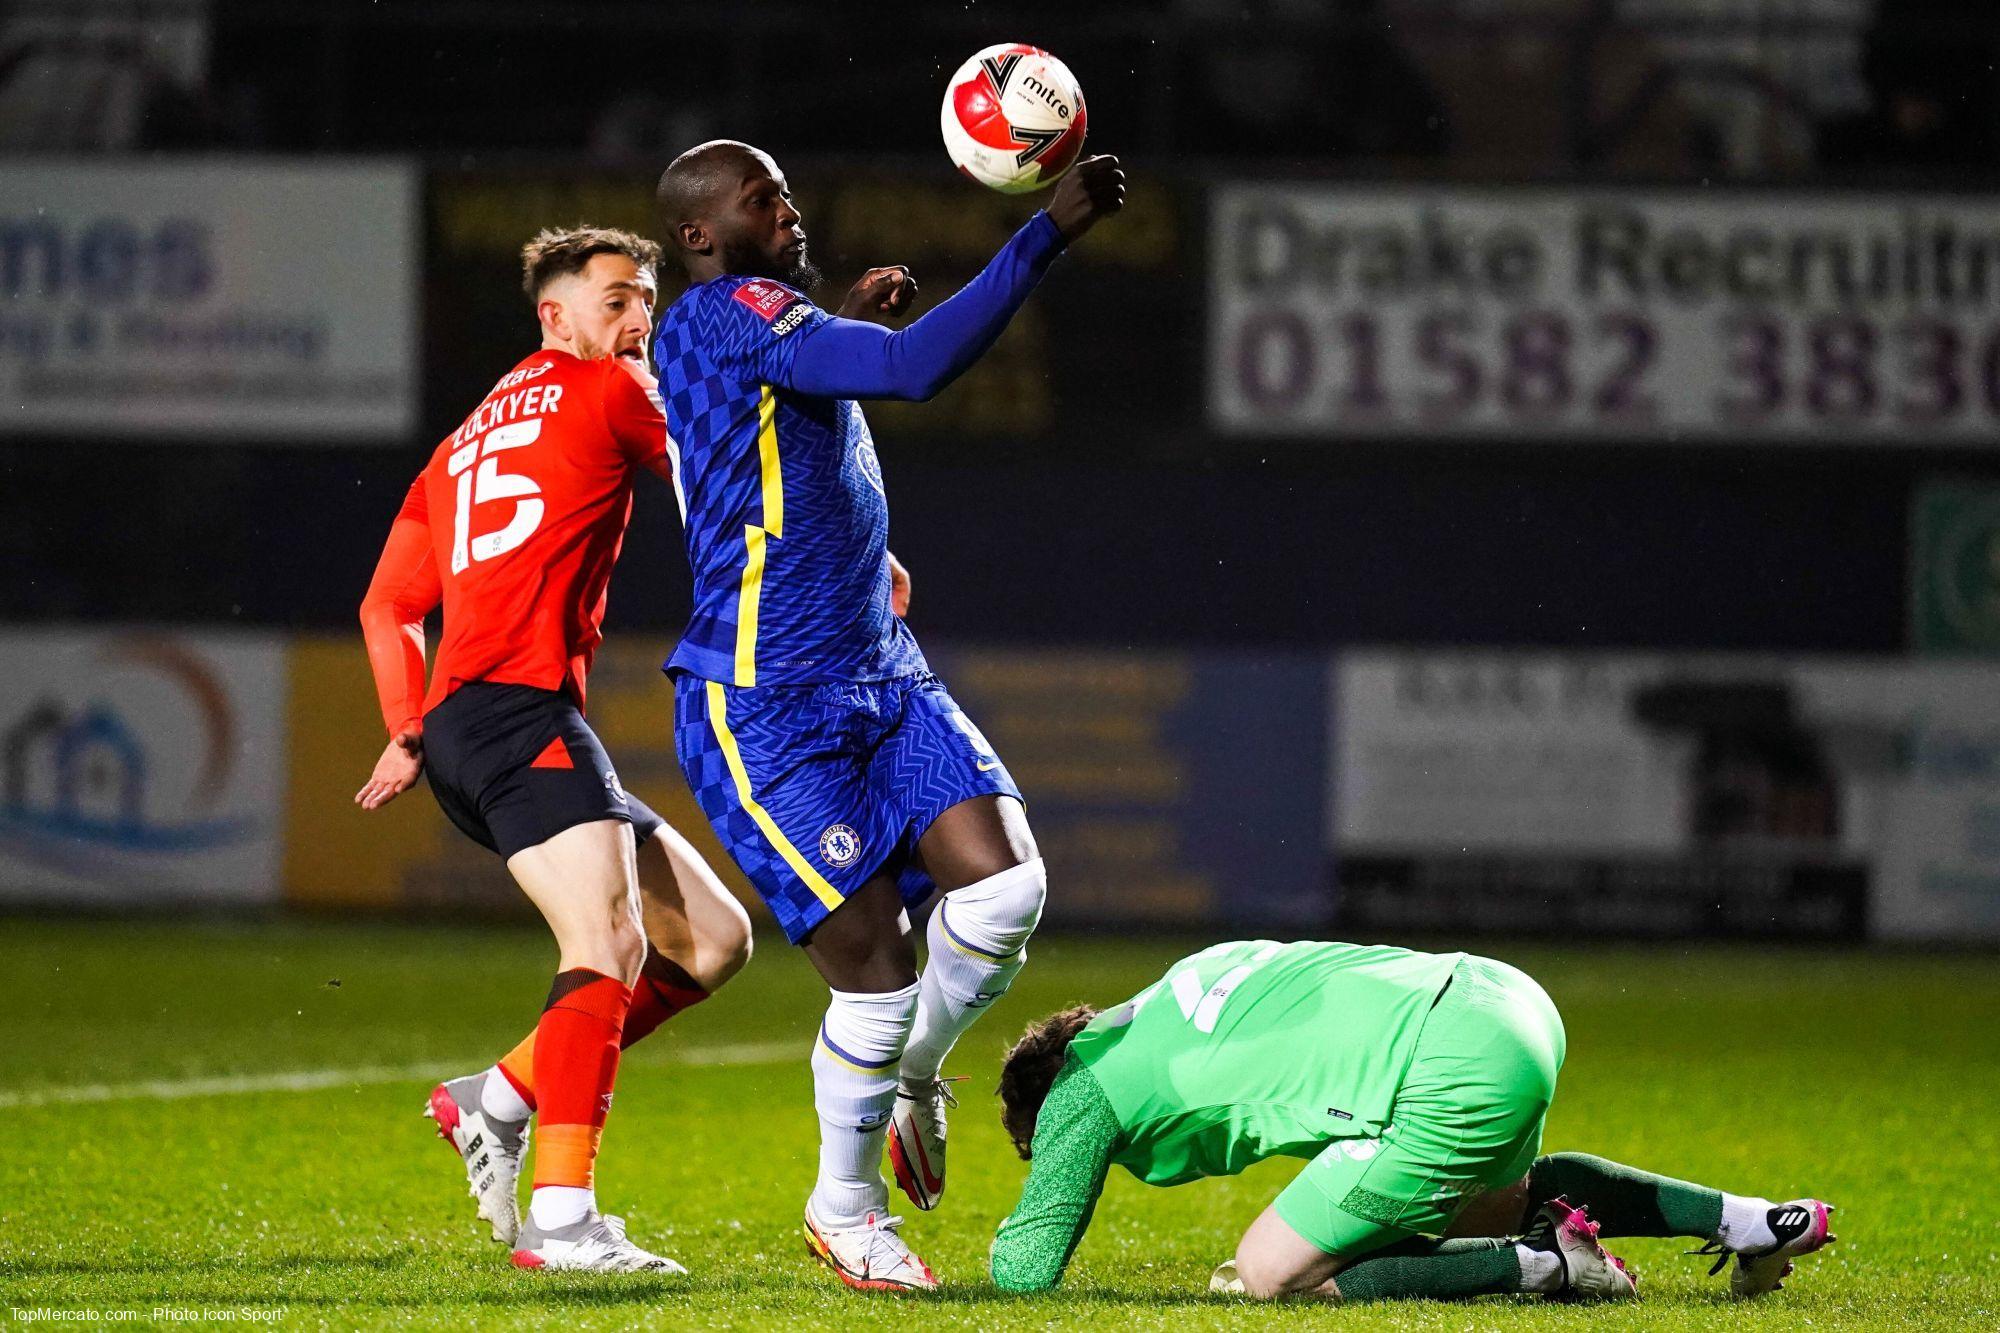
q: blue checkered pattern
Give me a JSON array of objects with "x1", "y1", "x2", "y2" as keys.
[
  {"x1": 654, "y1": 275, "x2": 926, "y2": 687},
  {"x1": 674, "y1": 671, "x2": 1022, "y2": 944}
]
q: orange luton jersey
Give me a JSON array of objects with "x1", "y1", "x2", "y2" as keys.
[{"x1": 360, "y1": 350, "x2": 673, "y2": 736}]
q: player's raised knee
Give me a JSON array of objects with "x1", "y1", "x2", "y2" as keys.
[
  {"x1": 638, "y1": 823, "x2": 753, "y2": 991},
  {"x1": 947, "y1": 856, "x2": 1047, "y2": 958},
  {"x1": 701, "y1": 894, "x2": 754, "y2": 989}
]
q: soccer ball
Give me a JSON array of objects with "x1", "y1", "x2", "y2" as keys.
[{"x1": 940, "y1": 43, "x2": 1088, "y2": 194}]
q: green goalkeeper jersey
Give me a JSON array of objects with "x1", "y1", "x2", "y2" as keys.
[{"x1": 991, "y1": 939, "x2": 1462, "y2": 1292}]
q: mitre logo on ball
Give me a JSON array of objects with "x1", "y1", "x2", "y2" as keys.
[{"x1": 941, "y1": 43, "x2": 1088, "y2": 194}]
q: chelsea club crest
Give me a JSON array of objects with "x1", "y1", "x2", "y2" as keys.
[{"x1": 819, "y1": 823, "x2": 862, "y2": 868}]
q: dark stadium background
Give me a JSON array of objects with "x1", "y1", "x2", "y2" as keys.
[
  {"x1": 8, "y1": 4, "x2": 2000, "y2": 1326},
  {"x1": 17, "y1": 3, "x2": 1972, "y2": 653}
]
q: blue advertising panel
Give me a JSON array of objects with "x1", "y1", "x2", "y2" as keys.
[{"x1": 927, "y1": 647, "x2": 1329, "y2": 929}]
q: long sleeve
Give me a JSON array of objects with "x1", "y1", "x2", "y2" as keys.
[
  {"x1": 990, "y1": 1059, "x2": 1121, "y2": 1294},
  {"x1": 358, "y1": 487, "x2": 441, "y2": 738},
  {"x1": 783, "y1": 211, "x2": 1066, "y2": 402}
]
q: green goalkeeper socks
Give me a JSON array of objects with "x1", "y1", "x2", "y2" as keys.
[
  {"x1": 1329, "y1": 1153, "x2": 1728, "y2": 1302},
  {"x1": 1329, "y1": 1237, "x2": 1519, "y2": 1302},
  {"x1": 1526, "y1": 1151, "x2": 1725, "y2": 1239}
]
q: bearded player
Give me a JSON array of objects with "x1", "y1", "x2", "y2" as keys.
[
  {"x1": 355, "y1": 227, "x2": 753, "y2": 1274},
  {"x1": 651, "y1": 139, "x2": 1123, "y2": 1290},
  {"x1": 991, "y1": 939, "x2": 1836, "y2": 1303}
]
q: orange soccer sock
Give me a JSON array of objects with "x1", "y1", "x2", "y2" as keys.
[
  {"x1": 497, "y1": 1031, "x2": 538, "y2": 1112},
  {"x1": 529, "y1": 968, "x2": 632, "y2": 1193},
  {"x1": 494, "y1": 949, "x2": 709, "y2": 1112}
]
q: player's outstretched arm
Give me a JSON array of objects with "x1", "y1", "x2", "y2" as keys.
[
  {"x1": 355, "y1": 500, "x2": 440, "y2": 809},
  {"x1": 990, "y1": 1062, "x2": 1121, "y2": 1294},
  {"x1": 782, "y1": 158, "x2": 1122, "y2": 403}
]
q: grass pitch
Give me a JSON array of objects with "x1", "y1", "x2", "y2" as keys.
[{"x1": 3, "y1": 920, "x2": 1997, "y2": 1330}]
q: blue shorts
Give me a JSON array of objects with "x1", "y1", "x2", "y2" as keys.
[{"x1": 673, "y1": 671, "x2": 1022, "y2": 944}]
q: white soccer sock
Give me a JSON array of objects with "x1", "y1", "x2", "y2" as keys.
[
  {"x1": 899, "y1": 859, "x2": 1047, "y2": 1084},
  {"x1": 809, "y1": 982, "x2": 920, "y2": 1227},
  {"x1": 481, "y1": 1066, "x2": 532, "y2": 1124},
  {"x1": 528, "y1": 1184, "x2": 594, "y2": 1231},
  {"x1": 1718, "y1": 1193, "x2": 1779, "y2": 1251},
  {"x1": 1515, "y1": 1242, "x2": 1563, "y2": 1292}
]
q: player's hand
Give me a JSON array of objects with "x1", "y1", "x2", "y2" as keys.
[
  {"x1": 1047, "y1": 155, "x2": 1125, "y2": 242},
  {"x1": 887, "y1": 550, "x2": 912, "y2": 618},
  {"x1": 838, "y1": 266, "x2": 919, "y2": 322},
  {"x1": 355, "y1": 731, "x2": 423, "y2": 811}
]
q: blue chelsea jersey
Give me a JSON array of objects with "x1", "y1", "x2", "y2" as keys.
[{"x1": 653, "y1": 275, "x2": 927, "y2": 687}]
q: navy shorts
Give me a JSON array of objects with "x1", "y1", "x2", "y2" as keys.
[
  {"x1": 674, "y1": 671, "x2": 1022, "y2": 944},
  {"x1": 422, "y1": 682, "x2": 663, "y2": 860}
]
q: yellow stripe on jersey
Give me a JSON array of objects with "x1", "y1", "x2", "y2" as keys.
[
  {"x1": 733, "y1": 385, "x2": 785, "y2": 686},
  {"x1": 705, "y1": 680, "x2": 844, "y2": 911},
  {"x1": 757, "y1": 384, "x2": 784, "y2": 538},
  {"x1": 735, "y1": 525, "x2": 766, "y2": 686}
]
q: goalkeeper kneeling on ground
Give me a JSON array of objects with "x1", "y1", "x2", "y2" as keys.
[{"x1": 988, "y1": 940, "x2": 1835, "y2": 1303}]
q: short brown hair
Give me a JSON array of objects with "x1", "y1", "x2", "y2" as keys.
[
  {"x1": 997, "y1": 1004, "x2": 1099, "y2": 1160},
  {"x1": 519, "y1": 226, "x2": 661, "y2": 302}
]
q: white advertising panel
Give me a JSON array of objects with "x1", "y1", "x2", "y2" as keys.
[
  {"x1": 1214, "y1": 186, "x2": 2000, "y2": 445},
  {"x1": 1333, "y1": 654, "x2": 1693, "y2": 854},
  {"x1": 0, "y1": 629, "x2": 287, "y2": 904},
  {"x1": 1332, "y1": 650, "x2": 2000, "y2": 939},
  {"x1": 1, "y1": 159, "x2": 418, "y2": 439}
]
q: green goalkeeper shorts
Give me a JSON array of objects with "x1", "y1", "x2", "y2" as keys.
[{"x1": 1272, "y1": 954, "x2": 1567, "y2": 1258}]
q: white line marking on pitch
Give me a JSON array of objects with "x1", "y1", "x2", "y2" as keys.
[{"x1": 0, "y1": 1039, "x2": 801, "y2": 1110}]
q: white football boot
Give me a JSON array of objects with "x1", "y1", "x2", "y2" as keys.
[
  {"x1": 1524, "y1": 1197, "x2": 1640, "y2": 1301},
  {"x1": 803, "y1": 1201, "x2": 939, "y2": 1292},
  {"x1": 887, "y1": 1075, "x2": 963, "y2": 1212},
  {"x1": 424, "y1": 1073, "x2": 528, "y2": 1245},
  {"x1": 1695, "y1": 1199, "x2": 1837, "y2": 1298},
  {"x1": 510, "y1": 1210, "x2": 686, "y2": 1274}
]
